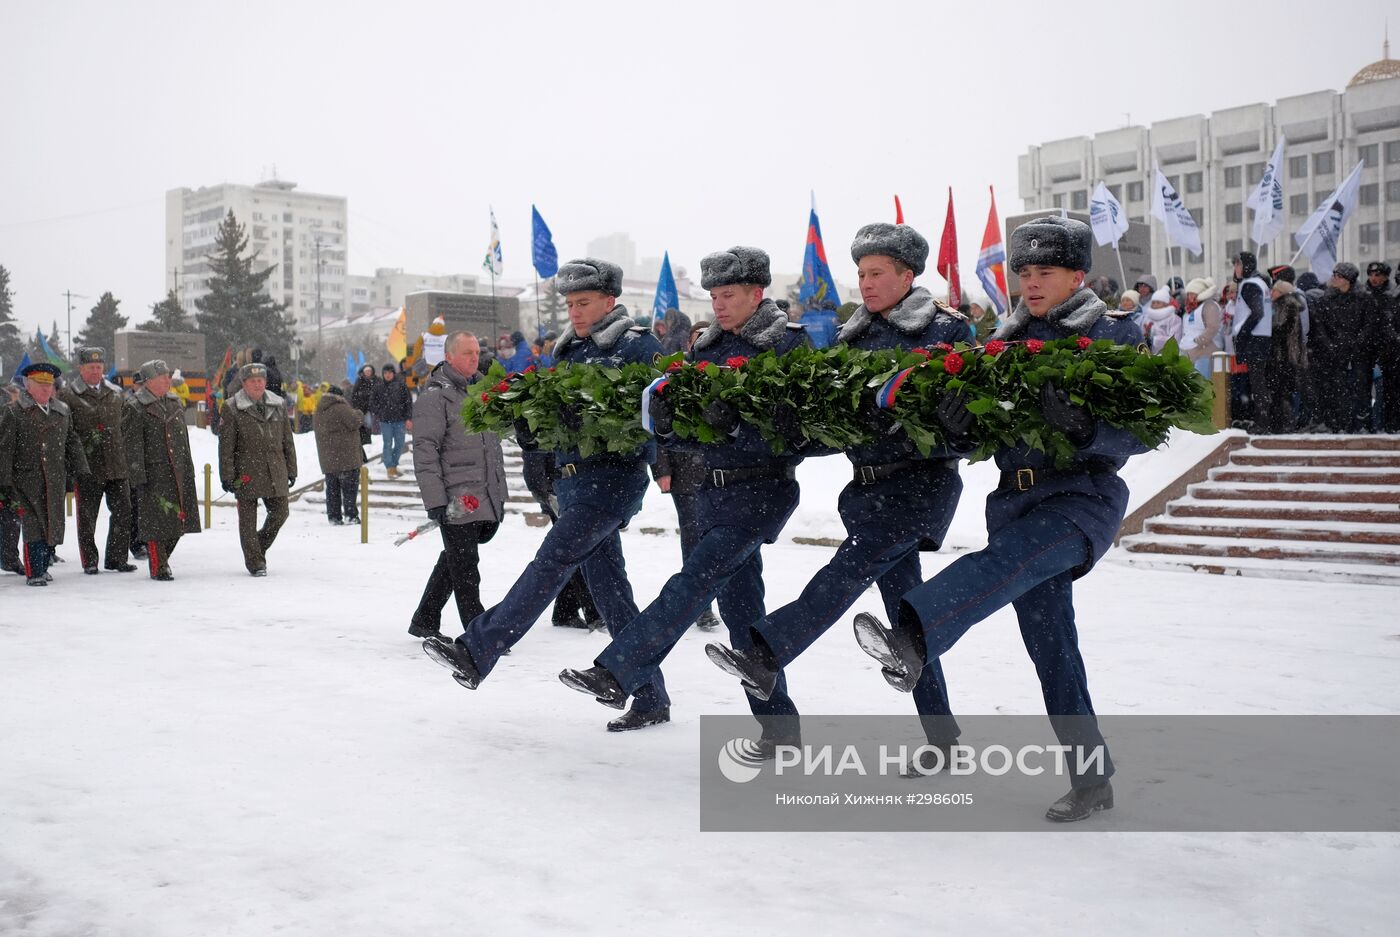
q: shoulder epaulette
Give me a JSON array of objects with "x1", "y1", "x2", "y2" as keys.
[
  {"x1": 934, "y1": 300, "x2": 968, "y2": 322},
  {"x1": 785, "y1": 321, "x2": 806, "y2": 330}
]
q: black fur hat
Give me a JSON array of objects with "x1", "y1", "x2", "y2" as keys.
[
  {"x1": 700, "y1": 246, "x2": 772, "y2": 289},
  {"x1": 1008, "y1": 216, "x2": 1093, "y2": 273},
  {"x1": 556, "y1": 257, "x2": 624, "y2": 297}
]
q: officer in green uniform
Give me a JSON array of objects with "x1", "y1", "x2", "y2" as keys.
[
  {"x1": 219, "y1": 362, "x2": 296, "y2": 576},
  {"x1": 60, "y1": 346, "x2": 136, "y2": 573},
  {"x1": 125, "y1": 359, "x2": 202, "y2": 580}
]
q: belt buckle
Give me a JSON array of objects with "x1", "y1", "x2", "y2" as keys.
[
  {"x1": 560, "y1": 463, "x2": 577, "y2": 478},
  {"x1": 711, "y1": 469, "x2": 726, "y2": 489},
  {"x1": 858, "y1": 464, "x2": 876, "y2": 485},
  {"x1": 1016, "y1": 467, "x2": 1035, "y2": 491}
]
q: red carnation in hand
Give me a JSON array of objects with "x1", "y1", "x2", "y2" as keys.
[
  {"x1": 983, "y1": 340, "x2": 1006, "y2": 357},
  {"x1": 1077, "y1": 336, "x2": 1093, "y2": 350},
  {"x1": 97, "y1": 423, "x2": 106, "y2": 431},
  {"x1": 240, "y1": 474, "x2": 251, "y2": 484},
  {"x1": 725, "y1": 356, "x2": 748, "y2": 369},
  {"x1": 480, "y1": 392, "x2": 490, "y2": 403},
  {"x1": 1026, "y1": 339, "x2": 1045, "y2": 354},
  {"x1": 911, "y1": 347, "x2": 932, "y2": 358},
  {"x1": 943, "y1": 352, "x2": 965, "y2": 375},
  {"x1": 667, "y1": 360, "x2": 684, "y2": 372},
  {"x1": 494, "y1": 381, "x2": 510, "y2": 393},
  {"x1": 934, "y1": 343, "x2": 954, "y2": 351},
  {"x1": 178, "y1": 511, "x2": 186, "y2": 521},
  {"x1": 460, "y1": 494, "x2": 480, "y2": 512}
]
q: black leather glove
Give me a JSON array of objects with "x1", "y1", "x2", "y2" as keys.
[
  {"x1": 512, "y1": 417, "x2": 537, "y2": 449},
  {"x1": 559, "y1": 405, "x2": 583, "y2": 432},
  {"x1": 649, "y1": 393, "x2": 675, "y2": 436},
  {"x1": 773, "y1": 402, "x2": 803, "y2": 448},
  {"x1": 427, "y1": 505, "x2": 447, "y2": 524},
  {"x1": 221, "y1": 481, "x2": 234, "y2": 493},
  {"x1": 860, "y1": 390, "x2": 899, "y2": 436},
  {"x1": 934, "y1": 392, "x2": 975, "y2": 448},
  {"x1": 701, "y1": 398, "x2": 739, "y2": 435},
  {"x1": 1040, "y1": 381, "x2": 1094, "y2": 447}
]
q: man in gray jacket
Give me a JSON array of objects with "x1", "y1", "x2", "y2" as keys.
[{"x1": 409, "y1": 331, "x2": 508, "y2": 640}]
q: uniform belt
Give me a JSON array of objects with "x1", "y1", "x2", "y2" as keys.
[
  {"x1": 998, "y1": 462, "x2": 1114, "y2": 492},
  {"x1": 557, "y1": 457, "x2": 637, "y2": 479},
  {"x1": 852, "y1": 458, "x2": 956, "y2": 485},
  {"x1": 705, "y1": 464, "x2": 797, "y2": 489}
]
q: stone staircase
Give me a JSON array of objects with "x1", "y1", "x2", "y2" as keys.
[{"x1": 1116, "y1": 435, "x2": 1400, "y2": 586}]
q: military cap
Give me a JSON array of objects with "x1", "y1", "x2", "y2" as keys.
[
  {"x1": 850, "y1": 223, "x2": 930, "y2": 276},
  {"x1": 239, "y1": 362, "x2": 268, "y2": 381},
  {"x1": 1367, "y1": 261, "x2": 1392, "y2": 278},
  {"x1": 21, "y1": 362, "x2": 61, "y2": 384},
  {"x1": 700, "y1": 246, "x2": 772, "y2": 290},
  {"x1": 1008, "y1": 216, "x2": 1093, "y2": 273},
  {"x1": 555, "y1": 257, "x2": 624, "y2": 297},
  {"x1": 76, "y1": 347, "x2": 106, "y2": 365},
  {"x1": 138, "y1": 359, "x2": 172, "y2": 381}
]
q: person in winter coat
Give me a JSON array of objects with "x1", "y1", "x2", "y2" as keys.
[
  {"x1": 0, "y1": 363, "x2": 89, "y2": 585},
  {"x1": 60, "y1": 346, "x2": 136, "y2": 573},
  {"x1": 1181, "y1": 278, "x2": 1223, "y2": 379},
  {"x1": 249, "y1": 349, "x2": 284, "y2": 397},
  {"x1": 423, "y1": 258, "x2": 672, "y2": 734},
  {"x1": 1309, "y1": 262, "x2": 1376, "y2": 432},
  {"x1": 371, "y1": 363, "x2": 413, "y2": 477},
  {"x1": 1267, "y1": 280, "x2": 1308, "y2": 433},
  {"x1": 313, "y1": 385, "x2": 365, "y2": 525},
  {"x1": 658, "y1": 307, "x2": 693, "y2": 356},
  {"x1": 559, "y1": 246, "x2": 811, "y2": 752},
  {"x1": 1132, "y1": 275, "x2": 1158, "y2": 306},
  {"x1": 1110, "y1": 290, "x2": 1147, "y2": 340},
  {"x1": 351, "y1": 364, "x2": 377, "y2": 445},
  {"x1": 219, "y1": 362, "x2": 297, "y2": 576},
  {"x1": 1229, "y1": 251, "x2": 1276, "y2": 433},
  {"x1": 125, "y1": 360, "x2": 202, "y2": 580},
  {"x1": 1364, "y1": 261, "x2": 1400, "y2": 432},
  {"x1": 848, "y1": 215, "x2": 1153, "y2": 822},
  {"x1": 1143, "y1": 287, "x2": 1183, "y2": 354},
  {"x1": 408, "y1": 333, "x2": 508, "y2": 640}
]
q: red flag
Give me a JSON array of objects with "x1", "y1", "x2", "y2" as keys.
[
  {"x1": 937, "y1": 188, "x2": 961, "y2": 307},
  {"x1": 894, "y1": 195, "x2": 904, "y2": 224}
]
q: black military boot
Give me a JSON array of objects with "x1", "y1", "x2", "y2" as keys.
[
  {"x1": 551, "y1": 612, "x2": 590, "y2": 629},
  {"x1": 695, "y1": 608, "x2": 722, "y2": 632},
  {"x1": 83, "y1": 565, "x2": 100, "y2": 575},
  {"x1": 407, "y1": 620, "x2": 446, "y2": 640},
  {"x1": 750, "y1": 731, "x2": 802, "y2": 762},
  {"x1": 422, "y1": 637, "x2": 483, "y2": 690},
  {"x1": 852, "y1": 612, "x2": 924, "y2": 692},
  {"x1": 705, "y1": 641, "x2": 778, "y2": 701},
  {"x1": 26, "y1": 576, "x2": 47, "y2": 587},
  {"x1": 1045, "y1": 781, "x2": 1114, "y2": 822},
  {"x1": 104, "y1": 561, "x2": 137, "y2": 573},
  {"x1": 607, "y1": 705, "x2": 671, "y2": 732},
  {"x1": 899, "y1": 742, "x2": 959, "y2": 779},
  {"x1": 557, "y1": 665, "x2": 626, "y2": 709}
]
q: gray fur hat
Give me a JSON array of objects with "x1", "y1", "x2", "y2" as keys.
[
  {"x1": 700, "y1": 246, "x2": 771, "y2": 289},
  {"x1": 1332, "y1": 261, "x2": 1360, "y2": 284},
  {"x1": 556, "y1": 257, "x2": 624, "y2": 297},
  {"x1": 850, "y1": 223, "x2": 929, "y2": 276},
  {"x1": 76, "y1": 346, "x2": 106, "y2": 365},
  {"x1": 137, "y1": 359, "x2": 171, "y2": 381},
  {"x1": 1008, "y1": 216, "x2": 1093, "y2": 273}
]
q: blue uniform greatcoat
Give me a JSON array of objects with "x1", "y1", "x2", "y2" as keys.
[
  {"x1": 457, "y1": 304, "x2": 669, "y2": 712},
  {"x1": 595, "y1": 299, "x2": 809, "y2": 734},
  {"x1": 748, "y1": 287, "x2": 970, "y2": 743},
  {"x1": 897, "y1": 288, "x2": 1153, "y2": 785}
]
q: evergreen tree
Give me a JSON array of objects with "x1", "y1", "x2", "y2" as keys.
[
  {"x1": 0, "y1": 264, "x2": 24, "y2": 376},
  {"x1": 75, "y1": 291, "x2": 128, "y2": 357},
  {"x1": 194, "y1": 210, "x2": 295, "y2": 371},
  {"x1": 539, "y1": 278, "x2": 566, "y2": 335},
  {"x1": 48, "y1": 319, "x2": 67, "y2": 359},
  {"x1": 141, "y1": 290, "x2": 192, "y2": 333}
]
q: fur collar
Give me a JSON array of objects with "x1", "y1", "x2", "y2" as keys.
[
  {"x1": 134, "y1": 387, "x2": 178, "y2": 406},
  {"x1": 233, "y1": 388, "x2": 285, "y2": 412},
  {"x1": 554, "y1": 304, "x2": 635, "y2": 357},
  {"x1": 838, "y1": 287, "x2": 960, "y2": 343},
  {"x1": 693, "y1": 298, "x2": 790, "y2": 351},
  {"x1": 991, "y1": 287, "x2": 1106, "y2": 341},
  {"x1": 16, "y1": 392, "x2": 68, "y2": 415},
  {"x1": 72, "y1": 379, "x2": 121, "y2": 396}
]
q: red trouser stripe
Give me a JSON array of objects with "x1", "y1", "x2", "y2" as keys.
[
  {"x1": 147, "y1": 541, "x2": 160, "y2": 577},
  {"x1": 23, "y1": 542, "x2": 31, "y2": 578}
]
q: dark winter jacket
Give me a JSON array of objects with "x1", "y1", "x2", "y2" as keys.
[
  {"x1": 1270, "y1": 292, "x2": 1309, "y2": 371},
  {"x1": 313, "y1": 392, "x2": 366, "y2": 475},
  {"x1": 371, "y1": 376, "x2": 413, "y2": 423},
  {"x1": 219, "y1": 389, "x2": 298, "y2": 499},
  {"x1": 1364, "y1": 283, "x2": 1400, "y2": 363},
  {"x1": 60, "y1": 377, "x2": 131, "y2": 482},
  {"x1": 351, "y1": 372, "x2": 377, "y2": 414},
  {"x1": 1309, "y1": 287, "x2": 1375, "y2": 366},
  {"x1": 125, "y1": 389, "x2": 202, "y2": 541},
  {"x1": 411, "y1": 362, "x2": 508, "y2": 524},
  {"x1": 0, "y1": 392, "x2": 89, "y2": 545}
]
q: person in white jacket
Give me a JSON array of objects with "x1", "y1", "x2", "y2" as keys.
[{"x1": 1143, "y1": 287, "x2": 1183, "y2": 354}]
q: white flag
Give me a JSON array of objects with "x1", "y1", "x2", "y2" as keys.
[
  {"x1": 1246, "y1": 135, "x2": 1287, "y2": 246},
  {"x1": 482, "y1": 206, "x2": 503, "y2": 277},
  {"x1": 1150, "y1": 166, "x2": 1203, "y2": 258},
  {"x1": 1088, "y1": 182, "x2": 1130, "y2": 247},
  {"x1": 1294, "y1": 162, "x2": 1363, "y2": 276}
]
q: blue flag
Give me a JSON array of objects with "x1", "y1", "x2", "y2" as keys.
[
  {"x1": 531, "y1": 205, "x2": 559, "y2": 279},
  {"x1": 652, "y1": 252, "x2": 678, "y2": 323},
  {"x1": 357, "y1": 351, "x2": 366, "y2": 371},
  {"x1": 12, "y1": 351, "x2": 31, "y2": 384},
  {"x1": 36, "y1": 327, "x2": 69, "y2": 372},
  {"x1": 346, "y1": 352, "x2": 356, "y2": 384},
  {"x1": 799, "y1": 201, "x2": 840, "y2": 313}
]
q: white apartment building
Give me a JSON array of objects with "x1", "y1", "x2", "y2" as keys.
[{"x1": 346, "y1": 268, "x2": 480, "y2": 318}]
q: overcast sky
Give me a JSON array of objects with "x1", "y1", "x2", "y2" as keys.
[{"x1": 2, "y1": 0, "x2": 1394, "y2": 338}]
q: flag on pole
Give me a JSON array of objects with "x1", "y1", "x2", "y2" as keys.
[
  {"x1": 894, "y1": 195, "x2": 904, "y2": 224},
  {"x1": 1294, "y1": 161, "x2": 1364, "y2": 275},
  {"x1": 211, "y1": 345, "x2": 234, "y2": 395},
  {"x1": 1088, "y1": 182, "x2": 1130, "y2": 247},
  {"x1": 36, "y1": 327, "x2": 69, "y2": 371},
  {"x1": 1151, "y1": 166, "x2": 1203, "y2": 258},
  {"x1": 357, "y1": 351, "x2": 366, "y2": 372},
  {"x1": 11, "y1": 351, "x2": 31, "y2": 384},
  {"x1": 386, "y1": 307, "x2": 408, "y2": 361},
  {"x1": 482, "y1": 207, "x2": 503, "y2": 277},
  {"x1": 1246, "y1": 135, "x2": 1287, "y2": 246},
  {"x1": 652, "y1": 251, "x2": 679, "y2": 323},
  {"x1": 799, "y1": 193, "x2": 840, "y2": 312},
  {"x1": 345, "y1": 352, "x2": 356, "y2": 384},
  {"x1": 937, "y1": 188, "x2": 961, "y2": 308},
  {"x1": 531, "y1": 205, "x2": 558, "y2": 279},
  {"x1": 975, "y1": 186, "x2": 1009, "y2": 317}
]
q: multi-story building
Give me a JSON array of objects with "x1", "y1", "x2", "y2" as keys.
[
  {"x1": 164, "y1": 178, "x2": 348, "y2": 327},
  {"x1": 345, "y1": 268, "x2": 480, "y2": 317},
  {"x1": 1018, "y1": 50, "x2": 1400, "y2": 282}
]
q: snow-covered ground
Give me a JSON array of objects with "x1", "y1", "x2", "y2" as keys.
[{"x1": 2, "y1": 428, "x2": 1396, "y2": 936}]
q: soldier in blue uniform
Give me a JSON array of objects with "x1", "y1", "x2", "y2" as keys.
[
  {"x1": 703, "y1": 224, "x2": 969, "y2": 762},
  {"x1": 559, "y1": 246, "x2": 810, "y2": 757},
  {"x1": 423, "y1": 258, "x2": 672, "y2": 732},
  {"x1": 851, "y1": 215, "x2": 1152, "y2": 822}
]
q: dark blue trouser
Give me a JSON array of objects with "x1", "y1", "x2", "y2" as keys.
[
  {"x1": 23, "y1": 540, "x2": 52, "y2": 579},
  {"x1": 898, "y1": 509, "x2": 1112, "y2": 787},
  {"x1": 459, "y1": 465, "x2": 668, "y2": 711},
  {"x1": 596, "y1": 523, "x2": 799, "y2": 731}
]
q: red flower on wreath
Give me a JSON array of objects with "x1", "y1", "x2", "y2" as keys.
[
  {"x1": 943, "y1": 352, "x2": 965, "y2": 375},
  {"x1": 725, "y1": 356, "x2": 748, "y2": 369},
  {"x1": 523, "y1": 364, "x2": 537, "y2": 374},
  {"x1": 481, "y1": 392, "x2": 490, "y2": 403},
  {"x1": 460, "y1": 494, "x2": 480, "y2": 512},
  {"x1": 1077, "y1": 336, "x2": 1093, "y2": 351},
  {"x1": 1026, "y1": 339, "x2": 1045, "y2": 354},
  {"x1": 494, "y1": 381, "x2": 510, "y2": 393},
  {"x1": 911, "y1": 347, "x2": 932, "y2": 358},
  {"x1": 696, "y1": 360, "x2": 713, "y2": 371},
  {"x1": 667, "y1": 360, "x2": 685, "y2": 372},
  {"x1": 933, "y1": 343, "x2": 954, "y2": 351},
  {"x1": 983, "y1": 340, "x2": 1006, "y2": 357},
  {"x1": 548, "y1": 367, "x2": 557, "y2": 372}
]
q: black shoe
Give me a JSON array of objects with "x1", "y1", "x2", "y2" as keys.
[
  {"x1": 2, "y1": 562, "x2": 23, "y2": 575},
  {"x1": 705, "y1": 642, "x2": 778, "y2": 701},
  {"x1": 558, "y1": 665, "x2": 627, "y2": 709},
  {"x1": 1045, "y1": 781, "x2": 1114, "y2": 823},
  {"x1": 104, "y1": 562, "x2": 137, "y2": 573},
  {"x1": 407, "y1": 621, "x2": 446, "y2": 640},
  {"x1": 551, "y1": 613, "x2": 590, "y2": 629},
  {"x1": 130, "y1": 545, "x2": 147, "y2": 559},
  {"x1": 422, "y1": 637, "x2": 483, "y2": 689},
  {"x1": 26, "y1": 576, "x2": 47, "y2": 587},
  {"x1": 900, "y1": 742, "x2": 959, "y2": 779},
  {"x1": 83, "y1": 565, "x2": 100, "y2": 575},
  {"x1": 584, "y1": 617, "x2": 608, "y2": 633},
  {"x1": 750, "y1": 733, "x2": 802, "y2": 762},
  {"x1": 607, "y1": 706, "x2": 671, "y2": 732},
  {"x1": 43, "y1": 571, "x2": 52, "y2": 582},
  {"x1": 345, "y1": 515, "x2": 360, "y2": 525},
  {"x1": 853, "y1": 612, "x2": 924, "y2": 692},
  {"x1": 328, "y1": 517, "x2": 344, "y2": 526},
  {"x1": 152, "y1": 569, "x2": 174, "y2": 581},
  {"x1": 695, "y1": 608, "x2": 722, "y2": 632},
  {"x1": 250, "y1": 568, "x2": 267, "y2": 577}
]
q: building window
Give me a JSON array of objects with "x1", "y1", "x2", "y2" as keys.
[
  {"x1": 1290, "y1": 194, "x2": 1311, "y2": 216},
  {"x1": 1314, "y1": 151, "x2": 1334, "y2": 174},
  {"x1": 1388, "y1": 180, "x2": 1400, "y2": 202},
  {"x1": 1185, "y1": 172, "x2": 1203, "y2": 193},
  {"x1": 1387, "y1": 141, "x2": 1400, "y2": 164},
  {"x1": 1052, "y1": 193, "x2": 1064, "y2": 208},
  {"x1": 1071, "y1": 189, "x2": 1088, "y2": 210},
  {"x1": 1108, "y1": 183, "x2": 1122, "y2": 200},
  {"x1": 1358, "y1": 143, "x2": 1379, "y2": 167},
  {"x1": 1226, "y1": 238, "x2": 1243, "y2": 258},
  {"x1": 1247, "y1": 163, "x2": 1265, "y2": 185},
  {"x1": 1388, "y1": 220, "x2": 1400, "y2": 242},
  {"x1": 283, "y1": 212, "x2": 293, "y2": 222},
  {"x1": 1359, "y1": 223, "x2": 1380, "y2": 245},
  {"x1": 1225, "y1": 203, "x2": 1243, "y2": 223},
  {"x1": 1224, "y1": 166, "x2": 1242, "y2": 187},
  {"x1": 1288, "y1": 155, "x2": 1309, "y2": 178},
  {"x1": 1126, "y1": 181, "x2": 1144, "y2": 202},
  {"x1": 1189, "y1": 207, "x2": 1203, "y2": 226},
  {"x1": 1361, "y1": 183, "x2": 1379, "y2": 206},
  {"x1": 1168, "y1": 247, "x2": 1182, "y2": 265}
]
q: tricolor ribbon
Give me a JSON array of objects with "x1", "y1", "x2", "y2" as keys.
[
  {"x1": 875, "y1": 367, "x2": 915, "y2": 409},
  {"x1": 640, "y1": 376, "x2": 670, "y2": 433}
]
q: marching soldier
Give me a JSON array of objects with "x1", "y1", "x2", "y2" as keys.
[
  {"x1": 0, "y1": 362, "x2": 89, "y2": 585},
  {"x1": 125, "y1": 360, "x2": 202, "y2": 580},
  {"x1": 0, "y1": 398, "x2": 22, "y2": 575},
  {"x1": 219, "y1": 361, "x2": 296, "y2": 577},
  {"x1": 60, "y1": 346, "x2": 136, "y2": 573}
]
